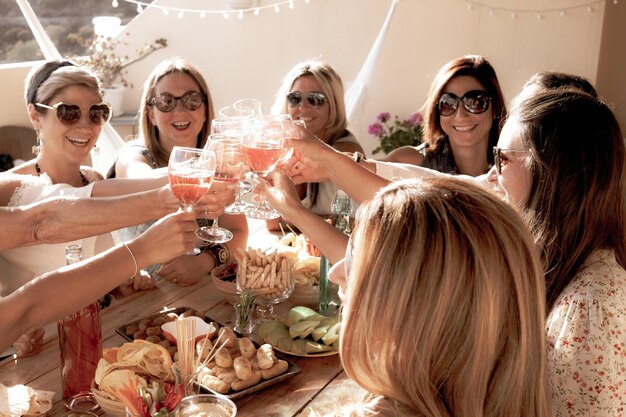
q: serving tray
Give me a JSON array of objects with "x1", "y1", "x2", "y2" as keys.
[{"x1": 116, "y1": 306, "x2": 301, "y2": 400}]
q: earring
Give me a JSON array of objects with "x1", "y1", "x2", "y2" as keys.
[
  {"x1": 91, "y1": 144, "x2": 99, "y2": 153},
  {"x1": 32, "y1": 137, "x2": 41, "y2": 155}
]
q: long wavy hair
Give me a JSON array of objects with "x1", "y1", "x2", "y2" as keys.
[
  {"x1": 137, "y1": 57, "x2": 214, "y2": 167},
  {"x1": 512, "y1": 88, "x2": 626, "y2": 310},
  {"x1": 271, "y1": 59, "x2": 348, "y2": 145},
  {"x1": 272, "y1": 59, "x2": 351, "y2": 206},
  {"x1": 337, "y1": 178, "x2": 551, "y2": 417},
  {"x1": 422, "y1": 55, "x2": 506, "y2": 165}
]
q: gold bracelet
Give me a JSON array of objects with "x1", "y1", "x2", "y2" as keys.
[{"x1": 121, "y1": 242, "x2": 138, "y2": 278}]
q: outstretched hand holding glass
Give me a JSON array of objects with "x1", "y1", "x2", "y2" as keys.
[
  {"x1": 168, "y1": 146, "x2": 216, "y2": 255},
  {"x1": 243, "y1": 115, "x2": 288, "y2": 219},
  {"x1": 197, "y1": 135, "x2": 246, "y2": 243}
]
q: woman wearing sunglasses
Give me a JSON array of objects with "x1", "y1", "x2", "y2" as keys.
[
  {"x1": 269, "y1": 59, "x2": 364, "y2": 222},
  {"x1": 109, "y1": 58, "x2": 247, "y2": 287},
  {"x1": 0, "y1": 60, "x2": 116, "y2": 297},
  {"x1": 380, "y1": 55, "x2": 506, "y2": 177},
  {"x1": 0, "y1": 59, "x2": 120, "y2": 355},
  {"x1": 486, "y1": 87, "x2": 626, "y2": 417}
]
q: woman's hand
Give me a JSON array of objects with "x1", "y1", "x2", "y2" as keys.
[
  {"x1": 129, "y1": 210, "x2": 199, "y2": 267},
  {"x1": 260, "y1": 172, "x2": 307, "y2": 224},
  {"x1": 116, "y1": 269, "x2": 157, "y2": 296},
  {"x1": 283, "y1": 132, "x2": 339, "y2": 184},
  {"x1": 158, "y1": 254, "x2": 212, "y2": 287},
  {"x1": 194, "y1": 180, "x2": 237, "y2": 219}
]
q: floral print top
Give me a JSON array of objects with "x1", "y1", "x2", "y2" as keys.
[{"x1": 546, "y1": 249, "x2": 626, "y2": 417}]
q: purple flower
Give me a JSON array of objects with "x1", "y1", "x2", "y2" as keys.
[
  {"x1": 377, "y1": 112, "x2": 391, "y2": 123},
  {"x1": 368, "y1": 122, "x2": 384, "y2": 137},
  {"x1": 409, "y1": 112, "x2": 423, "y2": 126}
]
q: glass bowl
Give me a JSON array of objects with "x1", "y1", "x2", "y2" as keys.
[{"x1": 176, "y1": 394, "x2": 237, "y2": 417}]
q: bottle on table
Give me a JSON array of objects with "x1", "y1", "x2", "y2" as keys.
[
  {"x1": 319, "y1": 190, "x2": 352, "y2": 316},
  {"x1": 58, "y1": 244, "x2": 102, "y2": 411}
]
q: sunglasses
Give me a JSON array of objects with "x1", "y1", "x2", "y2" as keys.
[
  {"x1": 36, "y1": 102, "x2": 112, "y2": 126},
  {"x1": 148, "y1": 91, "x2": 205, "y2": 112},
  {"x1": 286, "y1": 91, "x2": 327, "y2": 107},
  {"x1": 437, "y1": 90, "x2": 491, "y2": 116},
  {"x1": 493, "y1": 146, "x2": 531, "y2": 175}
]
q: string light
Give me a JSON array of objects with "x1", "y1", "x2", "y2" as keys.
[
  {"x1": 119, "y1": 0, "x2": 310, "y2": 19},
  {"x1": 464, "y1": 0, "x2": 610, "y2": 18}
]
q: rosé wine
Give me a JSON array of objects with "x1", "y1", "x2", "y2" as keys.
[
  {"x1": 169, "y1": 169, "x2": 213, "y2": 206},
  {"x1": 243, "y1": 146, "x2": 285, "y2": 174}
]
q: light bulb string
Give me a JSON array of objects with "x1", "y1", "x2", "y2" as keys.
[
  {"x1": 119, "y1": 0, "x2": 309, "y2": 16},
  {"x1": 464, "y1": 0, "x2": 607, "y2": 14}
]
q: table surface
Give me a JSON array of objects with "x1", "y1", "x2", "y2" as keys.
[{"x1": 0, "y1": 276, "x2": 365, "y2": 416}]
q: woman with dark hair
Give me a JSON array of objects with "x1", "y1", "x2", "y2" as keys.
[
  {"x1": 487, "y1": 88, "x2": 626, "y2": 416},
  {"x1": 381, "y1": 55, "x2": 507, "y2": 177}
]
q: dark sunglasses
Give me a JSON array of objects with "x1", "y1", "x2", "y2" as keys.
[
  {"x1": 36, "y1": 102, "x2": 112, "y2": 125},
  {"x1": 437, "y1": 90, "x2": 491, "y2": 116},
  {"x1": 148, "y1": 91, "x2": 205, "y2": 112},
  {"x1": 493, "y1": 146, "x2": 531, "y2": 175},
  {"x1": 286, "y1": 91, "x2": 327, "y2": 107}
]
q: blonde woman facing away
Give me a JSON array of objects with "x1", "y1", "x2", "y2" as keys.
[{"x1": 324, "y1": 177, "x2": 551, "y2": 417}]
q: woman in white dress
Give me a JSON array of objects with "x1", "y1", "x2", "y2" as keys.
[{"x1": 1, "y1": 60, "x2": 115, "y2": 295}]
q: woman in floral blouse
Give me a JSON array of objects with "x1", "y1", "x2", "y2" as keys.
[{"x1": 487, "y1": 86, "x2": 626, "y2": 416}]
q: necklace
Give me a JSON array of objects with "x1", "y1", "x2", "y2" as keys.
[{"x1": 35, "y1": 162, "x2": 90, "y2": 186}]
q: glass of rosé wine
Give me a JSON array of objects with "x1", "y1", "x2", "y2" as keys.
[
  {"x1": 212, "y1": 110, "x2": 255, "y2": 215},
  {"x1": 243, "y1": 114, "x2": 290, "y2": 219},
  {"x1": 168, "y1": 146, "x2": 216, "y2": 255},
  {"x1": 197, "y1": 135, "x2": 246, "y2": 243}
]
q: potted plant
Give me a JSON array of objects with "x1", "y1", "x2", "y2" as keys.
[
  {"x1": 70, "y1": 34, "x2": 168, "y2": 116},
  {"x1": 368, "y1": 111, "x2": 424, "y2": 155}
]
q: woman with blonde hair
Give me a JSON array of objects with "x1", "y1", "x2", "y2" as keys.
[
  {"x1": 332, "y1": 177, "x2": 551, "y2": 417},
  {"x1": 271, "y1": 59, "x2": 364, "y2": 217}
]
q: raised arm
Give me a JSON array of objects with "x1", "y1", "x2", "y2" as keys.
[
  {"x1": 286, "y1": 131, "x2": 390, "y2": 204},
  {"x1": 0, "y1": 210, "x2": 199, "y2": 352},
  {"x1": 1, "y1": 186, "x2": 177, "y2": 250},
  {"x1": 263, "y1": 172, "x2": 348, "y2": 264}
]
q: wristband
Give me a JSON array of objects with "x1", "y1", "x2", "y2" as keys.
[{"x1": 200, "y1": 243, "x2": 230, "y2": 267}]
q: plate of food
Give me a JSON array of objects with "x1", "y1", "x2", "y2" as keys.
[
  {"x1": 258, "y1": 306, "x2": 341, "y2": 358},
  {"x1": 116, "y1": 308, "x2": 301, "y2": 401},
  {"x1": 115, "y1": 307, "x2": 206, "y2": 360}
]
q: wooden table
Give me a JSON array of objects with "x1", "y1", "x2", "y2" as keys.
[{"x1": 0, "y1": 277, "x2": 365, "y2": 416}]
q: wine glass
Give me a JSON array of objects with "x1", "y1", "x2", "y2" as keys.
[
  {"x1": 275, "y1": 119, "x2": 306, "y2": 171},
  {"x1": 168, "y1": 146, "x2": 216, "y2": 255},
  {"x1": 243, "y1": 115, "x2": 292, "y2": 220},
  {"x1": 233, "y1": 97, "x2": 263, "y2": 119},
  {"x1": 211, "y1": 117, "x2": 254, "y2": 214},
  {"x1": 236, "y1": 252, "x2": 294, "y2": 326},
  {"x1": 218, "y1": 105, "x2": 254, "y2": 121},
  {"x1": 197, "y1": 135, "x2": 246, "y2": 243}
]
